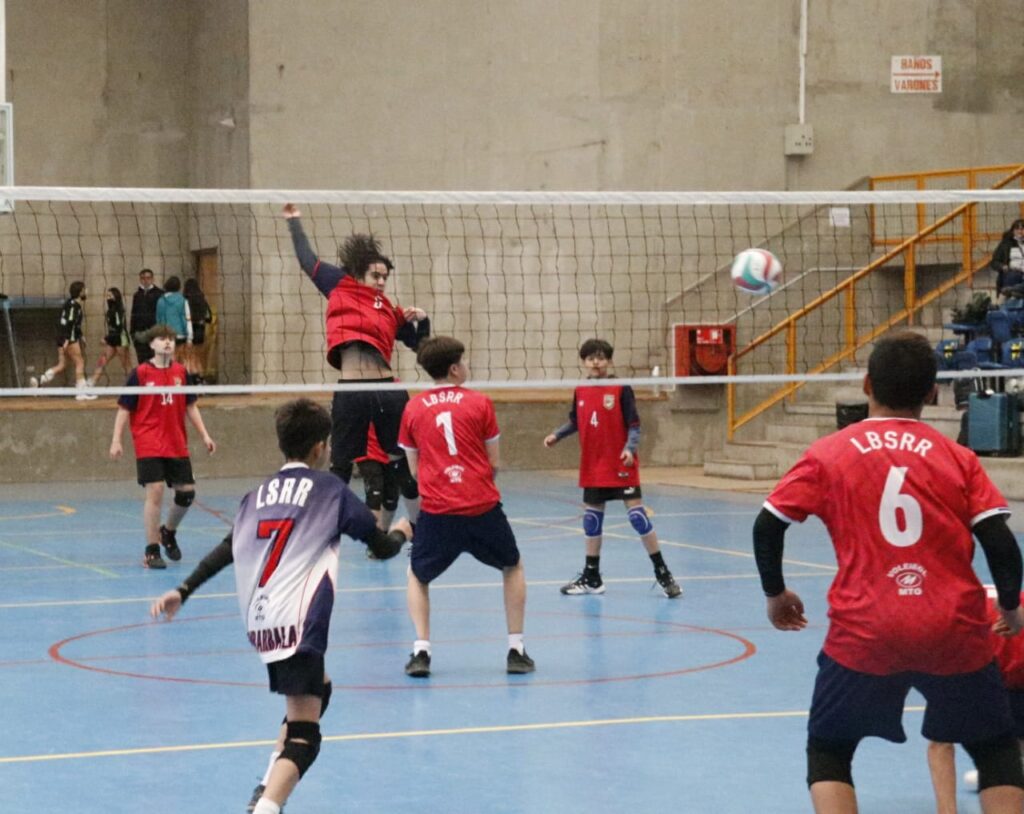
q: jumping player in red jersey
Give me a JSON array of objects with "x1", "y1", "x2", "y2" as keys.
[
  {"x1": 753, "y1": 331, "x2": 1024, "y2": 814},
  {"x1": 355, "y1": 422, "x2": 420, "y2": 558},
  {"x1": 398, "y1": 336, "x2": 534, "y2": 677},
  {"x1": 110, "y1": 325, "x2": 216, "y2": 569},
  {"x1": 543, "y1": 338, "x2": 681, "y2": 598},
  {"x1": 282, "y1": 203, "x2": 429, "y2": 488}
]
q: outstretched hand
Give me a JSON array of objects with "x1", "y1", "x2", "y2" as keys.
[
  {"x1": 543, "y1": 434, "x2": 557, "y2": 448},
  {"x1": 282, "y1": 203, "x2": 301, "y2": 219},
  {"x1": 150, "y1": 589, "x2": 183, "y2": 621},
  {"x1": 766, "y1": 589, "x2": 808, "y2": 631}
]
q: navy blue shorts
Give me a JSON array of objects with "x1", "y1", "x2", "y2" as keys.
[
  {"x1": 410, "y1": 504, "x2": 520, "y2": 584},
  {"x1": 808, "y1": 651, "x2": 1015, "y2": 745},
  {"x1": 1010, "y1": 690, "x2": 1024, "y2": 738}
]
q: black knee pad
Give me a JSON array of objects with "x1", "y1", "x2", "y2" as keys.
[
  {"x1": 963, "y1": 734, "x2": 1024, "y2": 791},
  {"x1": 173, "y1": 489, "x2": 195, "y2": 508},
  {"x1": 320, "y1": 680, "x2": 332, "y2": 717},
  {"x1": 279, "y1": 721, "x2": 322, "y2": 778},
  {"x1": 330, "y1": 461, "x2": 354, "y2": 484},
  {"x1": 388, "y1": 457, "x2": 419, "y2": 500},
  {"x1": 806, "y1": 736, "x2": 858, "y2": 788}
]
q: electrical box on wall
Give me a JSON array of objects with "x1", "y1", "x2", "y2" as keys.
[{"x1": 784, "y1": 123, "x2": 814, "y2": 155}]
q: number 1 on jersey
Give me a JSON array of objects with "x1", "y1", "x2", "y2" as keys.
[
  {"x1": 436, "y1": 411, "x2": 458, "y2": 455},
  {"x1": 257, "y1": 518, "x2": 296, "y2": 587}
]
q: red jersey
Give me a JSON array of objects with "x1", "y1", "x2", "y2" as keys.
[
  {"x1": 117, "y1": 362, "x2": 196, "y2": 459},
  {"x1": 325, "y1": 276, "x2": 406, "y2": 369},
  {"x1": 355, "y1": 424, "x2": 388, "y2": 466},
  {"x1": 765, "y1": 417, "x2": 1009, "y2": 676},
  {"x1": 572, "y1": 383, "x2": 640, "y2": 488},
  {"x1": 399, "y1": 385, "x2": 501, "y2": 516},
  {"x1": 986, "y1": 588, "x2": 1024, "y2": 690}
]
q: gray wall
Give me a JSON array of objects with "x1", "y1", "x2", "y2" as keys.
[{"x1": 7, "y1": 0, "x2": 1023, "y2": 191}]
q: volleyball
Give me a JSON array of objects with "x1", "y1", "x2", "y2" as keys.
[{"x1": 730, "y1": 248, "x2": 783, "y2": 294}]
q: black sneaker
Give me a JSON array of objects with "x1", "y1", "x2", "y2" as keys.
[
  {"x1": 159, "y1": 525, "x2": 182, "y2": 561},
  {"x1": 247, "y1": 783, "x2": 284, "y2": 813},
  {"x1": 656, "y1": 570, "x2": 682, "y2": 598},
  {"x1": 246, "y1": 783, "x2": 265, "y2": 813},
  {"x1": 144, "y1": 544, "x2": 167, "y2": 570},
  {"x1": 560, "y1": 572, "x2": 606, "y2": 595},
  {"x1": 506, "y1": 648, "x2": 536, "y2": 674},
  {"x1": 405, "y1": 650, "x2": 431, "y2": 678}
]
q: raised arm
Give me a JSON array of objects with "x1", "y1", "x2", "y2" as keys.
[{"x1": 282, "y1": 204, "x2": 345, "y2": 297}]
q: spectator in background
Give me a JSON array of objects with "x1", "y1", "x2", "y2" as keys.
[
  {"x1": 130, "y1": 268, "x2": 163, "y2": 363},
  {"x1": 183, "y1": 278, "x2": 211, "y2": 381},
  {"x1": 89, "y1": 286, "x2": 132, "y2": 385},
  {"x1": 156, "y1": 275, "x2": 193, "y2": 363},
  {"x1": 991, "y1": 219, "x2": 1024, "y2": 298}
]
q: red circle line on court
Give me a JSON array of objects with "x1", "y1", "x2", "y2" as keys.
[{"x1": 48, "y1": 609, "x2": 757, "y2": 690}]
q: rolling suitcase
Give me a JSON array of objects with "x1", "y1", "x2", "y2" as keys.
[{"x1": 967, "y1": 393, "x2": 1021, "y2": 455}]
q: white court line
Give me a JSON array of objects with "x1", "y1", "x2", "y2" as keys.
[
  {"x1": 0, "y1": 571, "x2": 833, "y2": 610},
  {"x1": 0, "y1": 705, "x2": 928, "y2": 765}
]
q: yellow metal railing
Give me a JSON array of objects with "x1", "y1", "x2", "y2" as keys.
[
  {"x1": 726, "y1": 164, "x2": 1024, "y2": 440},
  {"x1": 869, "y1": 164, "x2": 1024, "y2": 249}
]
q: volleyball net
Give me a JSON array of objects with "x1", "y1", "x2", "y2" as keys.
[{"x1": 0, "y1": 186, "x2": 1022, "y2": 399}]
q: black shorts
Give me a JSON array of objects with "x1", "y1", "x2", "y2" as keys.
[
  {"x1": 136, "y1": 457, "x2": 195, "y2": 487},
  {"x1": 1010, "y1": 689, "x2": 1024, "y2": 738},
  {"x1": 330, "y1": 379, "x2": 409, "y2": 466},
  {"x1": 582, "y1": 485, "x2": 642, "y2": 504},
  {"x1": 410, "y1": 504, "x2": 520, "y2": 584},
  {"x1": 807, "y1": 651, "x2": 1014, "y2": 745},
  {"x1": 267, "y1": 652, "x2": 326, "y2": 697},
  {"x1": 103, "y1": 333, "x2": 128, "y2": 349}
]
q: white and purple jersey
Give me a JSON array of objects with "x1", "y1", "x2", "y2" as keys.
[{"x1": 231, "y1": 463, "x2": 377, "y2": 664}]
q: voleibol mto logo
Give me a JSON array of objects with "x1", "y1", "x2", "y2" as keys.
[{"x1": 886, "y1": 562, "x2": 926, "y2": 596}]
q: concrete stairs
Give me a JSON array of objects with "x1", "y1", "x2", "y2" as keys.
[{"x1": 703, "y1": 392, "x2": 1024, "y2": 500}]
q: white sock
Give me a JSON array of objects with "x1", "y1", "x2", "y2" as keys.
[
  {"x1": 508, "y1": 633, "x2": 524, "y2": 655},
  {"x1": 414, "y1": 639, "x2": 431, "y2": 656},
  {"x1": 40, "y1": 368, "x2": 55, "y2": 384},
  {"x1": 260, "y1": 751, "x2": 280, "y2": 785},
  {"x1": 252, "y1": 800, "x2": 281, "y2": 814}
]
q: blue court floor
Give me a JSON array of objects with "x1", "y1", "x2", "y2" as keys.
[{"x1": 0, "y1": 470, "x2": 1011, "y2": 813}]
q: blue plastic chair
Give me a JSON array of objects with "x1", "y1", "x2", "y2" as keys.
[
  {"x1": 935, "y1": 339, "x2": 960, "y2": 371},
  {"x1": 1002, "y1": 340, "x2": 1024, "y2": 368}
]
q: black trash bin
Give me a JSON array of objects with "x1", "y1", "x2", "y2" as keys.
[{"x1": 836, "y1": 402, "x2": 869, "y2": 430}]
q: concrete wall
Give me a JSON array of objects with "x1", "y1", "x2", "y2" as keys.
[
  {"x1": 0, "y1": 392, "x2": 721, "y2": 483},
  {"x1": 9, "y1": 1, "x2": 1021, "y2": 191}
]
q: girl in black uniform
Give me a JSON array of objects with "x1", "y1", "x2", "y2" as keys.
[
  {"x1": 30, "y1": 280, "x2": 95, "y2": 400},
  {"x1": 89, "y1": 287, "x2": 131, "y2": 384}
]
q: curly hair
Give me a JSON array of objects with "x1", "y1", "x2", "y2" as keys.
[{"x1": 339, "y1": 233, "x2": 394, "y2": 280}]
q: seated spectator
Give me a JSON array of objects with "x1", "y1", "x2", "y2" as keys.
[{"x1": 992, "y1": 219, "x2": 1024, "y2": 298}]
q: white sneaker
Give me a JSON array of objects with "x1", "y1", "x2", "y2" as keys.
[
  {"x1": 963, "y1": 769, "x2": 978, "y2": 791},
  {"x1": 28, "y1": 376, "x2": 38, "y2": 387},
  {"x1": 75, "y1": 392, "x2": 98, "y2": 401}
]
